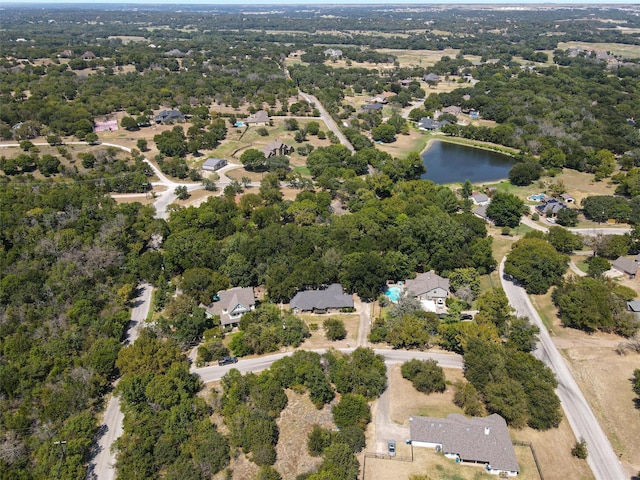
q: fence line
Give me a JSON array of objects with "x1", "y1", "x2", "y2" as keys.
[{"x1": 513, "y1": 441, "x2": 545, "y2": 480}]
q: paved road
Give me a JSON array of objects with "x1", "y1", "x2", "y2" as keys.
[
  {"x1": 520, "y1": 214, "x2": 632, "y2": 236},
  {"x1": 193, "y1": 348, "x2": 462, "y2": 383},
  {"x1": 298, "y1": 91, "x2": 355, "y2": 153},
  {"x1": 88, "y1": 284, "x2": 153, "y2": 480},
  {"x1": 499, "y1": 259, "x2": 627, "y2": 480}
]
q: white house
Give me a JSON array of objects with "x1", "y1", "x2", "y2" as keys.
[{"x1": 205, "y1": 287, "x2": 255, "y2": 328}]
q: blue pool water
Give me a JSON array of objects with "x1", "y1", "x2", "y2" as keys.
[
  {"x1": 235, "y1": 121, "x2": 245, "y2": 127},
  {"x1": 385, "y1": 286, "x2": 403, "y2": 303},
  {"x1": 529, "y1": 193, "x2": 545, "y2": 201}
]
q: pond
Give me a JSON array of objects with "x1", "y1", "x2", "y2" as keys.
[{"x1": 421, "y1": 140, "x2": 515, "y2": 184}]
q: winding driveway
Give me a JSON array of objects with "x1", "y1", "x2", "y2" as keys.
[
  {"x1": 298, "y1": 91, "x2": 355, "y2": 153},
  {"x1": 499, "y1": 259, "x2": 626, "y2": 480}
]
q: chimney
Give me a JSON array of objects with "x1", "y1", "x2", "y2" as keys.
[{"x1": 484, "y1": 427, "x2": 490, "y2": 435}]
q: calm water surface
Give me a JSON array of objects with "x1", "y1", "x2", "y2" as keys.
[{"x1": 421, "y1": 140, "x2": 514, "y2": 184}]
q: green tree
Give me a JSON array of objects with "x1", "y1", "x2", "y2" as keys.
[
  {"x1": 241, "y1": 148, "x2": 266, "y2": 171},
  {"x1": 486, "y1": 192, "x2": 525, "y2": 228},
  {"x1": 137, "y1": 139, "x2": 148, "y2": 152},
  {"x1": 371, "y1": 123, "x2": 396, "y2": 143},
  {"x1": 121, "y1": 116, "x2": 139, "y2": 131},
  {"x1": 587, "y1": 256, "x2": 610, "y2": 278},
  {"x1": 547, "y1": 226, "x2": 583, "y2": 254},
  {"x1": 324, "y1": 318, "x2": 347, "y2": 341},
  {"x1": 175, "y1": 185, "x2": 190, "y2": 200},
  {"x1": 505, "y1": 237, "x2": 568, "y2": 294},
  {"x1": 401, "y1": 359, "x2": 446, "y2": 394},
  {"x1": 509, "y1": 159, "x2": 542, "y2": 186},
  {"x1": 332, "y1": 394, "x2": 371, "y2": 430}
]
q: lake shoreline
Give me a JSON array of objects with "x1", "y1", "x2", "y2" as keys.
[{"x1": 420, "y1": 137, "x2": 516, "y2": 185}]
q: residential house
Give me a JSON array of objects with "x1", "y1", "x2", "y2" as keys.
[
  {"x1": 441, "y1": 106, "x2": 462, "y2": 116},
  {"x1": 536, "y1": 198, "x2": 568, "y2": 217},
  {"x1": 471, "y1": 193, "x2": 490, "y2": 206},
  {"x1": 324, "y1": 48, "x2": 343, "y2": 58},
  {"x1": 93, "y1": 119, "x2": 118, "y2": 133},
  {"x1": 405, "y1": 271, "x2": 450, "y2": 304},
  {"x1": 81, "y1": 51, "x2": 96, "y2": 60},
  {"x1": 290, "y1": 284, "x2": 354, "y2": 313},
  {"x1": 410, "y1": 414, "x2": 519, "y2": 477},
  {"x1": 205, "y1": 287, "x2": 256, "y2": 328},
  {"x1": 262, "y1": 139, "x2": 294, "y2": 159},
  {"x1": 164, "y1": 48, "x2": 186, "y2": 57},
  {"x1": 423, "y1": 73, "x2": 441, "y2": 83},
  {"x1": 612, "y1": 256, "x2": 640, "y2": 279},
  {"x1": 417, "y1": 117, "x2": 448, "y2": 131},
  {"x1": 61, "y1": 49, "x2": 74, "y2": 58},
  {"x1": 289, "y1": 49, "x2": 306, "y2": 58},
  {"x1": 400, "y1": 79, "x2": 414, "y2": 87},
  {"x1": 202, "y1": 158, "x2": 227, "y2": 172},
  {"x1": 472, "y1": 205, "x2": 492, "y2": 224},
  {"x1": 153, "y1": 109, "x2": 185, "y2": 124},
  {"x1": 367, "y1": 94, "x2": 388, "y2": 104},
  {"x1": 361, "y1": 103, "x2": 384, "y2": 113},
  {"x1": 244, "y1": 110, "x2": 270, "y2": 126}
]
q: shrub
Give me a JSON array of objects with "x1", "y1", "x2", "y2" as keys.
[
  {"x1": 571, "y1": 438, "x2": 588, "y2": 459},
  {"x1": 324, "y1": 318, "x2": 347, "y2": 341},
  {"x1": 401, "y1": 359, "x2": 446, "y2": 394}
]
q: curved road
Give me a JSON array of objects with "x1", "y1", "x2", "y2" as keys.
[
  {"x1": 499, "y1": 259, "x2": 626, "y2": 480},
  {"x1": 193, "y1": 348, "x2": 463, "y2": 383}
]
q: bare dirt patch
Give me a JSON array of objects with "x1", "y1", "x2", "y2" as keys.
[{"x1": 275, "y1": 390, "x2": 335, "y2": 479}]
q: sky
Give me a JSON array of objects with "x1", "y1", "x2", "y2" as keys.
[{"x1": 3, "y1": 0, "x2": 639, "y2": 4}]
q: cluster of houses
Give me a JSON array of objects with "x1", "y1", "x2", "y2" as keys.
[{"x1": 203, "y1": 270, "x2": 454, "y2": 328}]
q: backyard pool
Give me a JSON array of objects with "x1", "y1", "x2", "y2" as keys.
[
  {"x1": 385, "y1": 286, "x2": 403, "y2": 303},
  {"x1": 528, "y1": 193, "x2": 545, "y2": 201}
]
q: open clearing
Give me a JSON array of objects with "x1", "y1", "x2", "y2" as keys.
[{"x1": 557, "y1": 41, "x2": 640, "y2": 59}]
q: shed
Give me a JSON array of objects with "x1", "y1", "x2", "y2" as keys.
[{"x1": 202, "y1": 158, "x2": 227, "y2": 171}]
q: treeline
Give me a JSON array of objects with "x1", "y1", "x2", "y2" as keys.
[
  {"x1": 160, "y1": 171, "x2": 496, "y2": 303},
  {"x1": 0, "y1": 182, "x2": 162, "y2": 479}
]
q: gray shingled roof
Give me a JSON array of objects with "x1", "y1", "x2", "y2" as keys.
[
  {"x1": 410, "y1": 414, "x2": 519, "y2": 473},
  {"x1": 290, "y1": 284, "x2": 353, "y2": 311},
  {"x1": 207, "y1": 287, "x2": 255, "y2": 326},
  {"x1": 405, "y1": 270, "x2": 450, "y2": 297},
  {"x1": 612, "y1": 256, "x2": 639, "y2": 276},
  {"x1": 245, "y1": 110, "x2": 270, "y2": 124}
]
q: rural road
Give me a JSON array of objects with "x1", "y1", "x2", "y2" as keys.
[
  {"x1": 520, "y1": 214, "x2": 632, "y2": 236},
  {"x1": 88, "y1": 283, "x2": 153, "y2": 480},
  {"x1": 499, "y1": 259, "x2": 627, "y2": 480},
  {"x1": 356, "y1": 299, "x2": 372, "y2": 347},
  {"x1": 298, "y1": 91, "x2": 355, "y2": 153},
  {"x1": 193, "y1": 348, "x2": 463, "y2": 383}
]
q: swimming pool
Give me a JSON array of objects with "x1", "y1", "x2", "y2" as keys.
[
  {"x1": 529, "y1": 193, "x2": 545, "y2": 201},
  {"x1": 385, "y1": 286, "x2": 403, "y2": 303}
]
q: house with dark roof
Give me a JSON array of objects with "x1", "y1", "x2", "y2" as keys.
[
  {"x1": 204, "y1": 287, "x2": 256, "y2": 328},
  {"x1": 153, "y1": 109, "x2": 184, "y2": 124},
  {"x1": 626, "y1": 300, "x2": 640, "y2": 318},
  {"x1": 536, "y1": 198, "x2": 568, "y2": 217},
  {"x1": 472, "y1": 205, "x2": 492, "y2": 224},
  {"x1": 290, "y1": 284, "x2": 353, "y2": 313},
  {"x1": 202, "y1": 158, "x2": 227, "y2": 172},
  {"x1": 612, "y1": 256, "x2": 640, "y2": 279},
  {"x1": 404, "y1": 271, "x2": 450, "y2": 302},
  {"x1": 262, "y1": 140, "x2": 294, "y2": 159},
  {"x1": 244, "y1": 110, "x2": 270, "y2": 126},
  {"x1": 361, "y1": 103, "x2": 384, "y2": 113},
  {"x1": 410, "y1": 414, "x2": 519, "y2": 477},
  {"x1": 417, "y1": 117, "x2": 448, "y2": 131}
]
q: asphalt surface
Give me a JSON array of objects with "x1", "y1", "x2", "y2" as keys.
[
  {"x1": 193, "y1": 349, "x2": 463, "y2": 383},
  {"x1": 499, "y1": 259, "x2": 627, "y2": 480},
  {"x1": 89, "y1": 284, "x2": 153, "y2": 480}
]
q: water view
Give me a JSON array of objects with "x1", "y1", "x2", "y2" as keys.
[{"x1": 421, "y1": 140, "x2": 515, "y2": 184}]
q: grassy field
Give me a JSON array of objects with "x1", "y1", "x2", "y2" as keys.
[{"x1": 557, "y1": 41, "x2": 640, "y2": 58}]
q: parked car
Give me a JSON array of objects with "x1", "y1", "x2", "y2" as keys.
[
  {"x1": 218, "y1": 356, "x2": 238, "y2": 366},
  {"x1": 388, "y1": 440, "x2": 396, "y2": 457}
]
